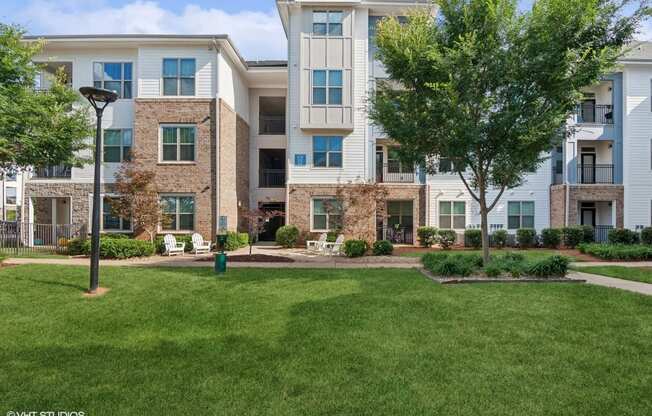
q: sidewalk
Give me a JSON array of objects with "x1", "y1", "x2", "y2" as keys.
[{"x1": 568, "y1": 271, "x2": 652, "y2": 296}]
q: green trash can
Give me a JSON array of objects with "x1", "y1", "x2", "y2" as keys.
[{"x1": 215, "y1": 252, "x2": 227, "y2": 274}]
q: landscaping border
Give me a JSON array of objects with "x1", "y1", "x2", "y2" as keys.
[{"x1": 418, "y1": 268, "x2": 586, "y2": 285}]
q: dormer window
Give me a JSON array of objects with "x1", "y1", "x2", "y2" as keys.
[{"x1": 313, "y1": 11, "x2": 343, "y2": 36}]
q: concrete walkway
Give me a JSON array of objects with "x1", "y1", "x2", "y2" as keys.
[{"x1": 568, "y1": 271, "x2": 652, "y2": 296}]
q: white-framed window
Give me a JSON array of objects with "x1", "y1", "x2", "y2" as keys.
[
  {"x1": 312, "y1": 198, "x2": 342, "y2": 231},
  {"x1": 312, "y1": 70, "x2": 343, "y2": 105},
  {"x1": 102, "y1": 196, "x2": 131, "y2": 232},
  {"x1": 313, "y1": 136, "x2": 343, "y2": 167},
  {"x1": 160, "y1": 125, "x2": 196, "y2": 162},
  {"x1": 93, "y1": 62, "x2": 132, "y2": 99},
  {"x1": 439, "y1": 201, "x2": 466, "y2": 229},
  {"x1": 508, "y1": 201, "x2": 535, "y2": 229},
  {"x1": 162, "y1": 58, "x2": 196, "y2": 96},
  {"x1": 313, "y1": 10, "x2": 343, "y2": 36},
  {"x1": 5, "y1": 187, "x2": 16, "y2": 205},
  {"x1": 103, "y1": 129, "x2": 132, "y2": 163},
  {"x1": 161, "y1": 195, "x2": 195, "y2": 231}
]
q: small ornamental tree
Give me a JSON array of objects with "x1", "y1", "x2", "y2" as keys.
[
  {"x1": 370, "y1": 0, "x2": 648, "y2": 264},
  {"x1": 240, "y1": 207, "x2": 284, "y2": 255},
  {"x1": 333, "y1": 181, "x2": 389, "y2": 244},
  {"x1": 111, "y1": 156, "x2": 168, "y2": 243}
]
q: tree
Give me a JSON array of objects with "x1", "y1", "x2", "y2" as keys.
[
  {"x1": 239, "y1": 207, "x2": 284, "y2": 255},
  {"x1": 370, "y1": 0, "x2": 648, "y2": 264},
  {"x1": 111, "y1": 156, "x2": 167, "y2": 243},
  {"x1": 0, "y1": 24, "x2": 91, "y2": 174}
]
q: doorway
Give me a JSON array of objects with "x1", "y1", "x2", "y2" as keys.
[
  {"x1": 258, "y1": 202, "x2": 285, "y2": 241},
  {"x1": 580, "y1": 202, "x2": 596, "y2": 227},
  {"x1": 580, "y1": 98, "x2": 596, "y2": 123},
  {"x1": 375, "y1": 146, "x2": 384, "y2": 182},
  {"x1": 580, "y1": 150, "x2": 596, "y2": 184}
]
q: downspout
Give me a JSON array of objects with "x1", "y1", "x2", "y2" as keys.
[
  {"x1": 284, "y1": 10, "x2": 292, "y2": 225},
  {"x1": 212, "y1": 38, "x2": 221, "y2": 235}
]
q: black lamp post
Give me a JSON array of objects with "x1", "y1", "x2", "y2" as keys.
[{"x1": 79, "y1": 86, "x2": 118, "y2": 294}]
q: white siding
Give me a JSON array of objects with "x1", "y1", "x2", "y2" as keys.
[{"x1": 218, "y1": 52, "x2": 250, "y2": 123}]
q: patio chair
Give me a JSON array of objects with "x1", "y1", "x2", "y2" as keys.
[
  {"x1": 324, "y1": 234, "x2": 344, "y2": 256},
  {"x1": 191, "y1": 233, "x2": 211, "y2": 255},
  {"x1": 163, "y1": 234, "x2": 185, "y2": 256},
  {"x1": 307, "y1": 233, "x2": 327, "y2": 252}
]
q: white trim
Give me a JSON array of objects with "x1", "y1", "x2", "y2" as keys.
[
  {"x1": 159, "y1": 124, "x2": 198, "y2": 163},
  {"x1": 159, "y1": 193, "x2": 196, "y2": 233},
  {"x1": 92, "y1": 61, "x2": 134, "y2": 100},
  {"x1": 161, "y1": 57, "x2": 197, "y2": 97}
]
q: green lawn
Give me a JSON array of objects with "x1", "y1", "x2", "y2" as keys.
[
  {"x1": 573, "y1": 265, "x2": 652, "y2": 284},
  {"x1": 1, "y1": 265, "x2": 651, "y2": 415},
  {"x1": 0, "y1": 249, "x2": 68, "y2": 259},
  {"x1": 400, "y1": 248, "x2": 583, "y2": 261}
]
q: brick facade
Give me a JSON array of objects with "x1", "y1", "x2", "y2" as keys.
[
  {"x1": 549, "y1": 184, "x2": 624, "y2": 228},
  {"x1": 24, "y1": 182, "x2": 113, "y2": 226}
]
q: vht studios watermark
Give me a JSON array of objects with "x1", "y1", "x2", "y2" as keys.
[{"x1": 7, "y1": 411, "x2": 85, "y2": 416}]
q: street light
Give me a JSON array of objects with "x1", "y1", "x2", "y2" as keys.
[{"x1": 79, "y1": 86, "x2": 118, "y2": 294}]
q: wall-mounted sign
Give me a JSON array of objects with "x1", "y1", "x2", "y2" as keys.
[{"x1": 294, "y1": 154, "x2": 307, "y2": 166}]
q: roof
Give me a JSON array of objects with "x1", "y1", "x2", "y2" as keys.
[{"x1": 246, "y1": 60, "x2": 288, "y2": 68}]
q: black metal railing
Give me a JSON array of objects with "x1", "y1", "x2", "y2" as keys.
[
  {"x1": 33, "y1": 165, "x2": 72, "y2": 179},
  {"x1": 377, "y1": 161, "x2": 415, "y2": 183},
  {"x1": 259, "y1": 116, "x2": 285, "y2": 135},
  {"x1": 377, "y1": 226, "x2": 414, "y2": 244},
  {"x1": 577, "y1": 164, "x2": 614, "y2": 184},
  {"x1": 0, "y1": 221, "x2": 86, "y2": 255},
  {"x1": 259, "y1": 169, "x2": 285, "y2": 188},
  {"x1": 575, "y1": 104, "x2": 613, "y2": 124},
  {"x1": 594, "y1": 225, "x2": 613, "y2": 243}
]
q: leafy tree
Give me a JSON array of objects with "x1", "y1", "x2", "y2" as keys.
[
  {"x1": 239, "y1": 207, "x2": 284, "y2": 255},
  {"x1": 370, "y1": 0, "x2": 648, "y2": 264},
  {"x1": 0, "y1": 24, "x2": 91, "y2": 174}
]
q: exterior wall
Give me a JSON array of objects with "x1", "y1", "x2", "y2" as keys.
[
  {"x1": 549, "y1": 184, "x2": 624, "y2": 228},
  {"x1": 218, "y1": 53, "x2": 250, "y2": 123},
  {"x1": 133, "y1": 98, "x2": 216, "y2": 239},
  {"x1": 550, "y1": 185, "x2": 566, "y2": 228},
  {"x1": 24, "y1": 182, "x2": 107, "y2": 226}
]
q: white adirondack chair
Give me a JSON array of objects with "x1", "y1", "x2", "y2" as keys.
[
  {"x1": 324, "y1": 235, "x2": 344, "y2": 256},
  {"x1": 163, "y1": 234, "x2": 185, "y2": 256},
  {"x1": 307, "y1": 233, "x2": 327, "y2": 252},
  {"x1": 191, "y1": 233, "x2": 211, "y2": 255}
]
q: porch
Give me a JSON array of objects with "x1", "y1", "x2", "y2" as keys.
[{"x1": 577, "y1": 201, "x2": 615, "y2": 243}]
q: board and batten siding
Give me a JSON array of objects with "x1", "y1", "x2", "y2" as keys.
[{"x1": 623, "y1": 64, "x2": 652, "y2": 228}]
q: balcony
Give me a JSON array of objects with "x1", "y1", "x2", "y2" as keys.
[
  {"x1": 376, "y1": 162, "x2": 415, "y2": 183},
  {"x1": 377, "y1": 226, "x2": 414, "y2": 244},
  {"x1": 577, "y1": 164, "x2": 614, "y2": 184},
  {"x1": 33, "y1": 165, "x2": 72, "y2": 179},
  {"x1": 575, "y1": 104, "x2": 613, "y2": 125},
  {"x1": 259, "y1": 169, "x2": 285, "y2": 188}
]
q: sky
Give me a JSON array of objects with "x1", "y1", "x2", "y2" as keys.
[{"x1": 1, "y1": 0, "x2": 650, "y2": 61}]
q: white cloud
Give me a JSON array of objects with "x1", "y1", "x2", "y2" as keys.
[{"x1": 14, "y1": 1, "x2": 287, "y2": 60}]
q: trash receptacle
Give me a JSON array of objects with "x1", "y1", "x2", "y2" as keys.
[{"x1": 215, "y1": 252, "x2": 227, "y2": 274}]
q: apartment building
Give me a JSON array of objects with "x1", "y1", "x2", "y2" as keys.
[
  {"x1": 1, "y1": 171, "x2": 24, "y2": 222},
  {"x1": 20, "y1": 0, "x2": 652, "y2": 246}
]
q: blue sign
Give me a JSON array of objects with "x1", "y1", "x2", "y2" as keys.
[
  {"x1": 294, "y1": 154, "x2": 307, "y2": 166},
  {"x1": 218, "y1": 216, "x2": 228, "y2": 232}
]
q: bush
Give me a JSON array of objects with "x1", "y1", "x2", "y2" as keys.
[
  {"x1": 492, "y1": 229, "x2": 508, "y2": 248},
  {"x1": 580, "y1": 225, "x2": 595, "y2": 244},
  {"x1": 417, "y1": 226, "x2": 438, "y2": 247},
  {"x1": 100, "y1": 233, "x2": 130, "y2": 239},
  {"x1": 641, "y1": 227, "x2": 652, "y2": 245},
  {"x1": 493, "y1": 252, "x2": 528, "y2": 278},
  {"x1": 464, "y1": 229, "x2": 482, "y2": 249},
  {"x1": 437, "y1": 230, "x2": 456, "y2": 250},
  {"x1": 326, "y1": 231, "x2": 339, "y2": 243},
  {"x1": 423, "y1": 252, "x2": 481, "y2": 277},
  {"x1": 223, "y1": 232, "x2": 248, "y2": 251},
  {"x1": 343, "y1": 239, "x2": 368, "y2": 258},
  {"x1": 541, "y1": 228, "x2": 561, "y2": 248},
  {"x1": 608, "y1": 228, "x2": 640, "y2": 245},
  {"x1": 528, "y1": 255, "x2": 570, "y2": 278},
  {"x1": 372, "y1": 240, "x2": 393, "y2": 256},
  {"x1": 422, "y1": 252, "x2": 450, "y2": 271},
  {"x1": 75, "y1": 237, "x2": 154, "y2": 259},
  {"x1": 67, "y1": 238, "x2": 87, "y2": 255},
  {"x1": 516, "y1": 228, "x2": 536, "y2": 249},
  {"x1": 578, "y1": 243, "x2": 652, "y2": 261},
  {"x1": 155, "y1": 235, "x2": 194, "y2": 254},
  {"x1": 561, "y1": 226, "x2": 583, "y2": 248},
  {"x1": 276, "y1": 225, "x2": 300, "y2": 248},
  {"x1": 484, "y1": 263, "x2": 503, "y2": 278}
]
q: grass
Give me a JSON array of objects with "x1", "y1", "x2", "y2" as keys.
[
  {"x1": 0, "y1": 249, "x2": 68, "y2": 259},
  {"x1": 400, "y1": 248, "x2": 583, "y2": 261},
  {"x1": 573, "y1": 265, "x2": 652, "y2": 284},
  {"x1": 1, "y1": 265, "x2": 651, "y2": 415}
]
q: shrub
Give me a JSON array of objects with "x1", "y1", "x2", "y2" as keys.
[
  {"x1": 276, "y1": 225, "x2": 300, "y2": 248},
  {"x1": 541, "y1": 228, "x2": 561, "y2": 248},
  {"x1": 641, "y1": 227, "x2": 652, "y2": 245},
  {"x1": 100, "y1": 233, "x2": 130, "y2": 239},
  {"x1": 578, "y1": 243, "x2": 652, "y2": 261},
  {"x1": 608, "y1": 228, "x2": 640, "y2": 245},
  {"x1": 562, "y1": 226, "x2": 584, "y2": 248},
  {"x1": 580, "y1": 225, "x2": 595, "y2": 244},
  {"x1": 326, "y1": 231, "x2": 339, "y2": 243},
  {"x1": 67, "y1": 238, "x2": 86, "y2": 255},
  {"x1": 516, "y1": 228, "x2": 536, "y2": 249},
  {"x1": 155, "y1": 235, "x2": 194, "y2": 254},
  {"x1": 76, "y1": 237, "x2": 154, "y2": 259},
  {"x1": 484, "y1": 263, "x2": 503, "y2": 278},
  {"x1": 502, "y1": 251, "x2": 525, "y2": 262},
  {"x1": 224, "y1": 232, "x2": 248, "y2": 251},
  {"x1": 417, "y1": 226, "x2": 438, "y2": 247},
  {"x1": 343, "y1": 239, "x2": 368, "y2": 258},
  {"x1": 423, "y1": 252, "x2": 481, "y2": 277},
  {"x1": 437, "y1": 230, "x2": 456, "y2": 250},
  {"x1": 464, "y1": 229, "x2": 482, "y2": 249},
  {"x1": 528, "y1": 255, "x2": 570, "y2": 278},
  {"x1": 494, "y1": 252, "x2": 527, "y2": 278},
  {"x1": 422, "y1": 252, "x2": 450, "y2": 271},
  {"x1": 372, "y1": 240, "x2": 393, "y2": 256},
  {"x1": 492, "y1": 229, "x2": 508, "y2": 248}
]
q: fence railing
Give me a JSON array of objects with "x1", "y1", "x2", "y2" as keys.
[
  {"x1": 259, "y1": 169, "x2": 286, "y2": 188},
  {"x1": 0, "y1": 221, "x2": 86, "y2": 255},
  {"x1": 575, "y1": 104, "x2": 613, "y2": 124},
  {"x1": 594, "y1": 225, "x2": 614, "y2": 243},
  {"x1": 259, "y1": 116, "x2": 285, "y2": 135},
  {"x1": 577, "y1": 164, "x2": 614, "y2": 184},
  {"x1": 33, "y1": 165, "x2": 72, "y2": 179},
  {"x1": 377, "y1": 162, "x2": 415, "y2": 183},
  {"x1": 377, "y1": 226, "x2": 414, "y2": 244}
]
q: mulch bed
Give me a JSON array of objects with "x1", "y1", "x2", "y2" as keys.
[
  {"x1": 196, "y1": 254, "x2": 294, "y2": 263},
  {"x1": 418, "y1": 268, "x2": 585, "y2": 284}
]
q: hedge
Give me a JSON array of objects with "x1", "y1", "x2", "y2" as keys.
[
  {"x1": 68, "y1": 237, "x2": 154, "y2": 259},
  {"x1": 276, "y1": 225, "x2": 300, "y2": 248},
  {"x1": 464, "y1": 229, "x2": 482, "y2": 249},
  {"x1": 641, "y1": 227, "x2": 652, "y2": 245},
  {"x1": 562, "y1": 226, "x2": 584, "y2": 248},
  {"x1": 417, "y1": 226, "x2": 438, "y2": 247},
  {"x1": 492, "y1": 229, "x2": 508, "y2": 248},
  {"x1": 343, "y1": 239, "x2": 368, "y2": 258},
  {"x1": 437, "y1": 230, "x2": 456, "y2": 250},
  {"x1": 578, "y1": 243, "x2": 652, "y2": 261},
  {"x1": 516, "y1": 228, "x2": 536, "y2": 249},
  {"x1": 225, "y1": 232, "x2": 249, "y2": 251},
  {"x1": 541, "y1": 228, "x2": 561, "y2": 248},
  {"x1": 372, "y1": 240, "x2": 393, "y2": 256},
  {"x1": 608, "y1": 229, "x2": 640, "y2": 245}
]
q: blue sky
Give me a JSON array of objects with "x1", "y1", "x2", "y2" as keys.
[{"x1": 1, "y1": 1, "x2": 647, "y2": 60}]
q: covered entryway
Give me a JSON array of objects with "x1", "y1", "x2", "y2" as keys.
[{"x1": 258, "y1": 202, "x2": 285, "y2": 241}]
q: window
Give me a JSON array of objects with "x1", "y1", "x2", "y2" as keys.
[
  {"x1": 103, "y1": 129, "x2": 132, "y2": 163},
  {"x1": 439, "y1": 201, "x2": 466, "y2": 229},
  {"x1": 387, "y1": 201, "x2": 413, "y2": 228},
  {"x1": 102, "y1": 197, "x2": 131, "y2": 231},
  {"x1": 5, "y1": 187, "x2": 16, "y2": 205},
  {"x1": 93, "y1": 62, "x2": 132, "y2": 99},
  {"x1": 508, "y1": 201, "x2": 535, "y2": 229},
  {"x1": 161, "y1": 126, "x2": 196, "y2": 162},
  {"x1": 163, "y1": 58, "x2": 196, "y2": 96},
  {"x1": 6, "y1": 208, "x2": 17, "y2": 222},
  {"x1": 438, "y1": 158, "x2": 454, "y2": 174},
  {"x1": 387, "y1": 148, "x2": 414, "y2": 173},
  {"x1": 5, "y1": 172, "x2": 16, "y2": 181},
  {"x1": 313, "y1": 136, "x2": 343, "y2": 167},
  {"x1": 312, "y1": 70, "x2": 342, "y2": 105},
  {"x1": 259, "y1": 97, "x2": 286, "y2": 135},
  {"x1": 313, "y1": 10, "x2": 343, "y2": 36},
  {"x1": 312, "y1": 198, "x2": 342, "y2": 231},
  {"x1": 161, "y1": 195, "x2": 195, "y2": 231}
]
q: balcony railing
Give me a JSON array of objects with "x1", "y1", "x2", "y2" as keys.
[
  {"x1": 259, "y1": 116, "x2": 285, "y2": 135},
  {"x1": 377, "y1": 162, "x2": 415, "y2": 183},
  {"x1": 259, "y1": 169, "x2": 285, "y2": 188},
  {"x1": 575, "y1": 104, "x2": 613, "y2": 124},
  {"x1": 377, "y1": 226, "x2": 414, "y2": 244},
  {"x1": 594, "y1": 225, "x2": 614, "y2": 243},
  {"x1": 577, "y1": 164, "x2": 614, "y2": 184},
  {"x1": 33, "y1": 165, "x2": 72, "y2": 179}
]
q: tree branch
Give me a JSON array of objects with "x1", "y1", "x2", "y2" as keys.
[
  {"x1": 487, "y1": 185, "x2": 507, "y2": 212},
  {"x1": 457, "y1": 171, "x2": 480, "y2": 202}
]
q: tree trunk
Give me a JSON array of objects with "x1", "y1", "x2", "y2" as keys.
[{"x1": 479, "y1": 186, "x2": 490, "y2": 265}]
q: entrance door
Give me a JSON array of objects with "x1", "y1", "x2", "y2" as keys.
[
  {"x1": 580, "y1": 153, "x2": 596, "y2": 184},
  {"x1": 580, "y1": 204, "x2": 596, "y2": 227},
  {"x1": 259, "y1": 203, "x2": 285, "y2": 241},
  {"x1": 375, "y1": 147, "x2": 384, "y2": 182},
  {"x1": 580, "y1": 99, "x2": 596, "y2": 123}
]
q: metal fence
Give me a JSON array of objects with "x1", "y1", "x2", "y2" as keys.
[
  {"x1": 0, "y1": 221, "x2": 86, "y2": 255},
  {"x1": 378, "y1": 226, "x2": 414, "y2": 244}
]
